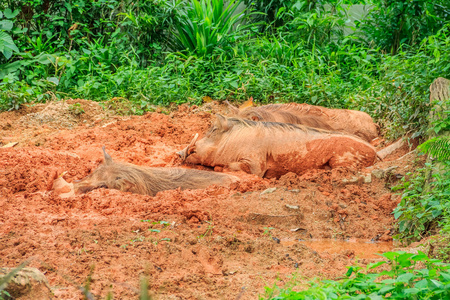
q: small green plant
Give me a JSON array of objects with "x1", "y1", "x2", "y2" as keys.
[
  {"x1": 263, "y1": 227, "x2": 275, "y2": 237},
  {"x1": 142, "y1": 220, "x2": 170, "y2": 232},
  {"x1": 68, "y1": 103, "x2": 85, "y2": 116},
  {"x1": 0, "y1": 290, "x2": 11, "y2": 300},
  {"x1": 0, "y1": 260, "x2": 30, "y2": 300},
  {"x1": 262, "y1": 251, "x2": 450, "y2": 299},
  {"x1": 198, "y1": 220, "x2": 215, "y2": 240}
]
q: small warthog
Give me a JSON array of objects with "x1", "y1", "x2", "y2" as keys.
[
  {"x1": 227, "y1": 102, "x2": 379, "y2": 142},
  {"x1": 178, "y1": 115, "x2": 378, "y2": 178},
  {"x1": 74, "y1": 147, "x2": 239, "y2": 196}
]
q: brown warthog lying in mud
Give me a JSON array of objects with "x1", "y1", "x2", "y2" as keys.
[
  {"x1": 178, "y1": 115, "x2": 378, "y2": 178},
  {"x1": 74, "y1": 147, "x2": 239, "y2": 196},
  {"x1": 227, "y1": 102, "x2": 379, "y2": 142}
]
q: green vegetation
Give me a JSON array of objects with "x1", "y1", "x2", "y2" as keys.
[
  {"x1": 393, "y1": 114, "x2": 450, "y2": 243},
  {"x1": 172, "y1": 0, "x2": 255, "y2": 56},
  {"x1": 262, "y1": 251, "x2": 450, "y2": 299}
]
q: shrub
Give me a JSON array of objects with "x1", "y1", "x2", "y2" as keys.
[{"x1": 262, "y1": 251, "x2": 450, "y2": 299}]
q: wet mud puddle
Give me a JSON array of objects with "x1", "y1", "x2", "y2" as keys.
[{"x1": 283, "y1": 239, "x2": 393, "y2": 259}]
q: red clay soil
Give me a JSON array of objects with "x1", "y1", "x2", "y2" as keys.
[{"x1": 0, "y1": 100, "x2": 417, "y2": 299}]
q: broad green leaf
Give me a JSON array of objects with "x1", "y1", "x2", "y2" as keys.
[
  {"x1": 403, "y1": 288, "x2": 419, "y2": 294},
  {"x1": 412, "y1": 253, "x2": 429, "y2": 262},
  {"x1": 0, "y1": 20, "x2": 13, "y2": 31},
  {"x1": 415, "y1": 279, "x2": 430, "y2": 289},
  {"x1": 378, "y1": 285, "x2": 395, "y2": 294},
  {"x1": 2, "y1": 48, "x2": 11, "y2": 59},
  {"x1": 432, "y1": 209, "x2": 442, "y2": 217},
  {"x1": 394, "y1": 210, "x2": 403, "y2": 219},
  {"x1": 381, "y1": 279, "x2": 396, "y2": 284},
  {"x1": 440, "y1": 272, "x2": 450, "y2": 282},
  {"x1": 368, "y1": 261, "x2": 387, "y2": 269},
  {"x1": 0, "y1": 31, "x2": 16, "y2": 46},
  {"x1": 46, "y1": 77, "x2": 59, "y2": 86},
  {"x1": 4, "y1": 42, "x2": 19, "y2": 53},
  {"x1": 0, "y1": 60, "x2": 22, "y2": 79},
  {"x1": 430, "y1": 279, "x2": 443, "y2": 288},
  {"x1": 36, "y1": 54, "x2": 55, "y2": 64},
  {"x1": 4, "y1": 8, "x2": 19, "y2": 19},
  {"x1": 380, "y1": 251, "x2": 403, "y2": 260},
  {"x1": 396, "y1": 273, "x2": 414, "y2": 283}
]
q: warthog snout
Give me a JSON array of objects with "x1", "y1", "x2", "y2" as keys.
[{"x1": 178, "y1": 133, "x2": 198, "y2": 161}]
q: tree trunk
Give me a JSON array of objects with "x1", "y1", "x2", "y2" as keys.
[{"x1": 424, "y1": 77, "x2": 450, "y2": 191}]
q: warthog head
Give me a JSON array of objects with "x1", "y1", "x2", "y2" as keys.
[
  {"x1": 177, "y1": 114, "x2": 234, "y2": 165},
  {"x1": 74, "y1": 147, "x2": 143, "y2": 194}
]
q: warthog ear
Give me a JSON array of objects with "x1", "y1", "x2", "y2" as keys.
[
  {"x1": 102, "y1": 146, "x2": 113, "y2": 165},
  {"x1": 225, "y1": 100, "x2": 239, "y2": 115},
  {"x1": 239, "y1": 96, "x2": 254, "y2": 109},
  {"x1": 215, "y1": 114, "x2": 229, "y2": 131}
]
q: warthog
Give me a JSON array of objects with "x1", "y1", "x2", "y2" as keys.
[
  {"x1": 74, "y1": 147, "x2": 239, "y2": 196},
  {"x1": 178, "y1": 115, "x2": 378, "y2": 178},
  {"x1": 227, "y1": 102, "x2": 379, "y2": 142}
]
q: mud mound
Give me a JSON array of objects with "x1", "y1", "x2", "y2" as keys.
[
  {"x1": 18, "y1": 99, "x2": 109, "y2": 129},
  {"x1": 0, "y1": 99, "x2": 419, "y2": 299}
]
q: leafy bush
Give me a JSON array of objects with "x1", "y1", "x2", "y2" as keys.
[
  {"x1": 359, "y1": 0, "x2": 450, "y2": 53},
  {"x1": 420, "y1": 137, "x2": 450, "y2": 161},
  {"x1": 171, "y1": 0, "x2": 254, "y2": 56},
  {"x1": 262, "y1": 251, "x2": 450, "y2": 299},
  {"x1": 393, "y1": 111, "x2": 450, "y2": 242},
  {"x1": 1, "y1": 0, "x2": 180, "y2": 65}
]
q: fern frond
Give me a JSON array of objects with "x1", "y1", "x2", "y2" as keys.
[{"x1": 419, "y1": 136, "x2": 450, "y2": 161}]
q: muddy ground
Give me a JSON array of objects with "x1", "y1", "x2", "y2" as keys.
[{"x1": 0, "y1": 99, "x2": 418, "y2": 299}]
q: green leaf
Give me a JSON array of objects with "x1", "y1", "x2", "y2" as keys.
[
  {"x1": 440, "y1": 272, "x2": 450, "y2": 282},
  {"x1": 432, "y1": 209, "x2": 442, "y2": 218},
  {"x1": 381, "y1": 279, "x2": 396, "y2": 284},
  {"x1": 380, "y1": 251, "x2": 403, "y2": 260},
  {"x1": 403, "y1": 288, "x2": 419, "y2": 295},
  {"x1": 0, "y1": 31, "x2": 17, "y2": 47},
  {"x1": 36, "y1": 54, "x2": 55, "y2": 65},
  {"x1": 0, "y1": 60, "x2": 23, "y2": 79},
  {"x1": 47, "y1": 77, "x2": 59, "y2": 86},
  {"x1": 3, "y1": 42, "x2": 19, "y2": 53},
  {"x1": 430, "y1": 279, "x2": 443, "y2": 288},
  {"x1": 396, "y1": 273, "x2": 414, "y2": 283},
  {"x1": 369, "y1": 261, "x2": 387, "y2": 269},
  {"x1": 394, "y1": 210, "x2": 403, "y2": 219},
  {"x1": 415, "y1": 279, "x2": 428, "y2": 289},
  {"x1": 378, "y1": 285, "x2": 395, "y2": 294},
  {"x1": 4, "y1": 8, "x2": 19, "y2": 19},
  {"x1": 2, "y1": 48, "x2": 11, "y2": 59},
  {"x1": 0, "y1": 20, "x2": 13, "y2": 31}
]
